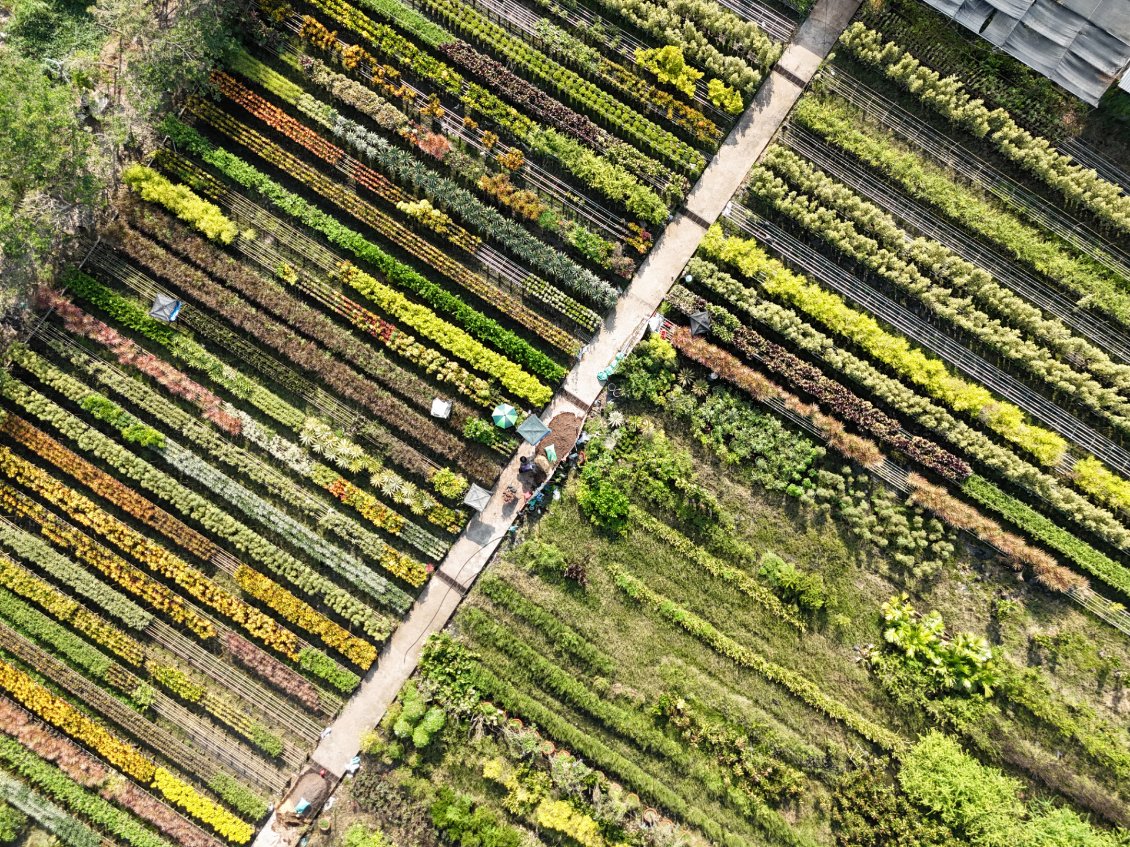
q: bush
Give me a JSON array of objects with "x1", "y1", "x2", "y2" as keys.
[
  {"x1": 391, "y1": 682, "x2": 446, "y2": 751},
  {"x1": 879, "y1": 596, "x2": 998, "y2": 698},
  {"x1": 342, "y1": 824, "x2": 388, "y2": 847},
  {"x1": 635, "y1": 45, "x2": 702, "y2": 97},
  {"x1": 758, "y1": 553, "x2": 826, "y2": 614},
  {"x1": 430, "y1": 788, "x2": 522, "y2": 847},
  {"x1": 512, "y1": 539, "x2": 568, "y2": 579},
  {"x1": 619, "y1": 336, "x2": 677, "y2": 404},
  {"x1": 707, "y1": 78, "x2": 743, "y2": 113},
  {"x1": 205, "y1": 773, "x2": 268, "y2": 823},
  {"x1": 577, "y1": 472, "x2": 630, "y2": 536},
  {"x1": 0, "y1": 802, "x2": 27, "y2": 844},
  {"x1": 298, "y1": 648, "x2": 361, "y2": 694},
  {"x1": 463, "y1": 418, "x2": 501, "y2": 447}
]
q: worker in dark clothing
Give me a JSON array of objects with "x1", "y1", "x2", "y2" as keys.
[{"x1": 518, "y1": 455, "x2": 536, "y2": 477}]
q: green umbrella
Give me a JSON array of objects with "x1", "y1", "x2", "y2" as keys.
[{"x1": 492, "y1": 404, "x2": 518, "y2": 428}]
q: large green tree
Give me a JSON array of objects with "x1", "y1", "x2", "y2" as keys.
[{"x1": 0, "y1": 46, "x2": 101, "y2": 316}]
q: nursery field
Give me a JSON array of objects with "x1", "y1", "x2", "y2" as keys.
[
  {"x1": 316, "y1": 2, "x2": 1130, "y2": 847},
  {"x1": 336, "y1": 384, "x2": 1130, "y2": 847},
  {"x1": 0, "y1": 0, "x2": 793, "y2": 841},
  {"x1": 705, "y1": 0, "x2": 1130, "y2": 616}
]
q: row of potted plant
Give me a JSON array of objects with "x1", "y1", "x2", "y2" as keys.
[
  {"x1": 41, "y1": 337, "x2": 426, "y2": 604},
  {"x1": 0, "y1": 448, "x2": 300, "y2": 659},
  {"x1": 526, "y1": 18, "x2": 721, "y2": 144},
  {"x1": 229, "y1": 53, "x2": 615, "y2": 313},
  {"x1": 162, "y1": 116, "x2": 567, "y2": 391},
  {"x1": 55, "y1": 274, "x2": 449, "y2": 568},
  {"x1": 1, "y1": 409, "x2": 375, "y2": 670},
  {"x1": 838, "y1": 23, "x2": 1130, "y2": 234},
  {"x1": 0, "y1": 735, "x2": 176, "y2": 847},
  {"x1": 0, "y1": 376, "x2": 390, "y2": 673},
  {"x1": 0, "y1": 698, "x2": 222, "y2": 847},
  {"x1": 59, "y1": 272, "x2": 468, "y2": 512},
  {"x1": 0, "y1": 484, "x2": 215, "y2": 643},
  {"x1": 291, "y1": 51, "x2": 635, "y2": 277},
  {"x1": 962, "y1": 475, "x2": 1130, "y2": 600},
  {"x1": 761, "y1": 143, "x2": 1130, "y2": 398},
  {"x1": 0, "y1": 501, "x2": 152, "y2": 635},
  {"x1": 790, "y1": 94, "x2": 1130, "y2": 329},
  {"x1": 699, "y1": 225, "x2": 1070, "y2": 467},
  {"x1": 0, "y1": 546, "x2": 146, "y2": 667},
  {"x1": 141, "y1": 662, "x2": 284, "y2": 758},
  {"x1": 0, "y1": 661, "x2": 256, "y2": 843},
  {"x1": 684, "y1": 255, "x2": 1130, "y2": 554},
  {"x1": 188, "y1": 101, "x2": 580, "y2": 368},
  {"x1": 0, "y1": 555, "x2": 288, "y2": 753},
  {"x1": 406, "y1": 0, "x2": 703, "y2": 171},
  {"x1": 307, "y1": 0, "x2": 679, "y2": 183},
  {"x1": 214, "y1": 70, "x2": 484, "y2": 256},
  {"x1": 750, "y1": 148, "x2": 1130, "y2": 437},
  {"x1": 294, "y1": 9, "x2": 671, "y2": 222},
  {"x1": 111, "y1": 219, "x2": 501, "y2": 484},
  {"x1": 54, "y1": 284, "x2": 448, "y2": 560},
  {"x1": 666, "y1": 285, "x2": 972, "y2": 482},
  {"x1": 126, "y1": 200, "x2": 485, "y2": 453}
]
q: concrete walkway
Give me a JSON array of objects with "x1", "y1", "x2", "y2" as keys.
[{"x1": 259, "y1": 0, "x2": 862, "y2": 835}]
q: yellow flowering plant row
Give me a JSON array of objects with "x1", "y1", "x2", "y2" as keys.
[
  {"x1": 0, "y1": 447, "x2": 300, "y2": 659},
  {"x1": 0, "y1": 485, "x2": 215, "y2": 642},
  {"x1": 234, "y1": 567, "x2": 377, "y2": 669},
  {"x1": 0, "y1": 660, "x2": 257, "y2": 843},
  {"x1": 0, "y1": 550, "x2": 145, "y2": 667}
]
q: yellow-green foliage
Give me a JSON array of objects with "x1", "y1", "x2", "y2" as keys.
[
  {"x1": 635, "y1": 45, "x2": 702, "y2": 97},
  {"x1": 123, "y1": 165, "x2": 239, "y2": 244},
  {"x1": 1073, "y1": 457, "x2": 1130, "y2": 519}
]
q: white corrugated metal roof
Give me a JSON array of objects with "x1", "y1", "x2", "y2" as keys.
[{"x1": 920, "y1": 0, "x2": 1130, "y2": 105}]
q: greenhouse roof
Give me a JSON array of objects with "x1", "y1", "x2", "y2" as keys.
[{"x1": 921, "y1": 0, "x2": 1130, "y2": 105}]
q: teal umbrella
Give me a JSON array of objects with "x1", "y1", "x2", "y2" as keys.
[{"x1": 492, "y1": 404, "x2": 518, "y2": 428}]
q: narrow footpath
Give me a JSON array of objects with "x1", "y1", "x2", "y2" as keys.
[{"x1": 260, "y1": 0, "x2": 863, "y2": 831}]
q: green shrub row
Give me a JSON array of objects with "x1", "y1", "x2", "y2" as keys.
[
  {"x1": 476, "y1": 576, "x2": 613, "y2": 674},
  {"x1": 961, "y1": 475, "x2": 1130, "y2": 599},
  {"x1": 459, "y1": 607, "x2": 687, "y2": 761},
  {"x1": 609, "y1": 565, "x2": 903, "y2": 751},
  {"x1": 628, "y1": 508, "x2": 805, "y2": 631}
]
